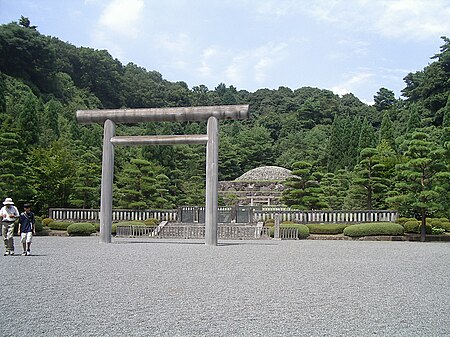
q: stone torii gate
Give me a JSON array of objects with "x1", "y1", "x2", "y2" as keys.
[{"x1": 76, "y1": 105, "x2": 249, "y2": 246}]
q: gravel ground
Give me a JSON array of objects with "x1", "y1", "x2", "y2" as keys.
[{"x1": 0, "y1": 236, "x2": 449, "y2": 337}]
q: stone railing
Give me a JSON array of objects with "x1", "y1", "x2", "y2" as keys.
[
  {"x1": 49, "y1": 207, "x2": 398, "y2": 224},
  {"x1": 254, "y1": 209, "x2": 398, "y2": 223},
  {"x1": 116, "y1": 224, "x2": 272, "y2": 240},
  {"x1": 48, "y1": 208, "x2": 178, "y2": 222}
]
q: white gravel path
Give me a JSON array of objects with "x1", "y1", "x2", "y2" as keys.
[{"x1": 0, "y1": 236, "x2": 449, "y2": 337}]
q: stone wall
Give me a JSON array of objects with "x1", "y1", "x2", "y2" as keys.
[{"x1": 218, "y1": 181, "x2": 287, "y2": 205}]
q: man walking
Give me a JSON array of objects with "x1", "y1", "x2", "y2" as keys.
[
  {"x1": 18, "y1": 203, "x2": 35, "y2": 256},
  {"x1": 1, "y1": 198, "x2": 19, "y2": 256}
]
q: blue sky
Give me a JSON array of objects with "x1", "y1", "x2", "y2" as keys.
[{"x1": 1, "y1": 0, "x2": 449, "y2": 104}]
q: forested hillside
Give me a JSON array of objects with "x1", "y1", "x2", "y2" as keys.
[{"x1": 0, "y1": 19, "x2": 448, "y2": 219}]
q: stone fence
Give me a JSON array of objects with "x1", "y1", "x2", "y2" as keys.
[
  {"x1": 49, "y1": 207, "x2": 398, "y2": 224},
  {"x1": 48, "y1": 208, "x2": 178, "y2": 222},
  {"x1": 255, "y1": 209, "x2": 398, "y2": 223},
  {"x1": 116, "y1": 224, "x2": 275, "y2": 240}
]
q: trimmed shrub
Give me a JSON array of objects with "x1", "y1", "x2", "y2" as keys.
[
  {"x1": 38, "y1": 227, "x2": 51, "y2": 236},
  {"x1": 264, "y1": 219, "x2": 274, "y2": 227},
  {"x1": 48, "y1": 221, "x2": 72, "y2": 230},
  {"x1": 115, "y1": 221, "x2": 145, "y2": 226},
  {"x1": 396, "y1": 217, "x2": 417, "y2": 226},
  {"x1": 269, "y1": 224, "x2": 310, "y2": 239},
  {"x1": 404, "y1": 220, "x2": 432, "y2": 234},
  {"x1": 431, "y1": 227, "x2": 445, "y2": 235},
  {"x1": 42, "y1": 218, "x2": 54, "y2": 226},
  {"x1": 404, "y1": 220, "x2": 420, "y2": 233},
  {"x1": 343, "y1": 223, "x2": 404, "y2": 237},
  {"x1": 67, "y1": 223, "x2": 96, "y2": 236},
  {"x1": 34, "y1": 216, "x2": 43, "y2": 233},
  {"x1": 144, "y1": 218, "x2": 159, "y2": 226},
  {"x1": 93, "y1": 223, "x2": 100, "y2": 232},
  {"x1": 306, "y1": 224, "x2": 349, "y2": 234},
  {"x1": 287, "y1": 224, "x2": 309, "y2": 239},
  {"x1": 428, "y1": 219, "x2": 450, "y2": 231},
  {"x1": 440, "y1": 221, "x2": 450, "y2": 232},
  {"x1": 112, "y1": 223, "x2": 117, "y2": 235}
]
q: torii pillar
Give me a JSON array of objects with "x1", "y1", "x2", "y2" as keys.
[{"x1": 76, "y1": 105, "x2": 249, "y2": 246}]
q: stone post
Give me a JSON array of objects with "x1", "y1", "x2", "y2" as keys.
[
  {"x1": 205, "y1": 116, "x2": 219, "y2": 246},
  {"x1": 274, "y1": 213, "x2": 281, "y2": 240},
  {"x1": 99, "y1": 119, "x2": 115, "y2": 243}
]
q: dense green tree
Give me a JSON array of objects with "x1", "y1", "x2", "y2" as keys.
[
  {"x1": 443, "y1": 94, "x2": 450, "y2": 127},
  {"x1": 320, "y1": 170, "x2": 351, "y2": 210},
  {"x1": 236, "y1": 126, "x2": 274, "y2": 173},
  {"x1": 275, "y1": 125, "x2": 330, "y2": 168},
  {"x1": 327, "y1": 115, "x2": 360, "y2": 171},
  {"x1": 386, "y1": 132, "x2": 448, "y2": 241},
  {"x1": 374, "y1": 88, "x2": 396, "y2": 111},
  {"x1": 192, "y1": 84, "x2": 215, "y2": 106},
  {"x1": 122, "y1": 63, "x2": 165, "y2": 108},
  {"x1": 18, "y1": 16, "x2": 37, "y2": 30},
  {"x1": 358, "y1": 118, "x2": 377, "y2": 160},
  {"x1": 0, "y1": 131, "x2": 32, "y2": 203},
  {"x1": 0, "y1": 74, "x2": 6, "y2": 114},
  {"x1": 70, "y1": 151, "x2": 101, "y2": 208},
  {"x1": 379, "y1": 112, "x2": 396, "y2": 150},
  {"x1": 17, "y1": 92, "x2": 41, "y2": 145},
  {"x1": 41, "y1": 99, "x2": 61, "y2": 143},
  {"x1": 346, "y1": 148, "x2": 390, "y2": 209},
  {"x1": 406, "y1": 104, "x2": 423, "y2": 132},
  {"x1": 282, "y1": 161, "x2": 327, "y2": 210},
  {"x1": 29, "y1": 140, "x2": 78, "y2": 214},
  {"x1": 219, "y1": 136, "x2": 241, "y2": 180},
  {"x1": 115, "y1": 159, "x2": 159, "y2": 209},
  {"x1": 75, "y1": 48, "x2": 124, "y2": 108},
  {"x1": 402, "y1": 37, "x2": 450, "y2": 125},
  {"x1": 0, "y1": 22, "x2": 56, "y2": 93}
]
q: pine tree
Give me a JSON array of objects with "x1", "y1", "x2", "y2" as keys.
[
  {"x1": 358, "y1": 118, "x2": 377, "y2": 157},
  {"x1": 443, "y1": 94, "x2": 450, "y2": 127},
  {"x1": 407, "y1": 104, "x2": 422, "y2": 132},
  {"x1": 41, "y1": 99, "x2": 61, "y2": 144},
  {"x1": 386, "y1": 132, "x2": 448, "y2": 241},
  {"x1": 116, "y1": 158, "x2": 166, "y2": 209},
  {"x1": 17, "y1": 92, "x2": 40, "y2": 145},
  {"x1": 327, "y1": 115, "x2": 346, "y2": 172},
  {"x1": 347, "y1": 148, "x2": 390, "y2": 210},
  {"x1": 0, "y1": 131, "x2": 32, "y2": 203},
  {"x1": 70, "y1": 151, "x2": 101, "y2": 208},
  {"x1": 282, "y1": 161, "x2": 328, "y2": 210},
  {"x1": 379, "y1": 112, "x2": 396, "y2": 150}
]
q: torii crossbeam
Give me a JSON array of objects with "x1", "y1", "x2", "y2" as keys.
[{"x1": 76, "y1": 105, "x2": 249, "y2": 245}]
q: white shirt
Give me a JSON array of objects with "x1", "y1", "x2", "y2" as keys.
[{"x1": 0, "y1": 205, "x2": 19, "y2": 222}]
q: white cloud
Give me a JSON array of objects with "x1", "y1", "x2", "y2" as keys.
[
  {"x1": 331, "y1": 71, "x2": 374, "y2": 96},
  {"x1": 98, "y1": 0, "x2": 144, "y2": 38},
  {"x1": 253, "y1": 42, "x2": 289, "y2": 83},
  {"x1": 374, "y1": 0, "x2": 450, "y2": 40},
  {"x1": 154, "y1": 33, "x2": 193, "y2": 70},
  {"x1": 252, "y1": 0, "x2": 450, "y2": 41},
  {"x1": 194, "y1": 41, "x2": 289, "y2": 89},
  {"x1": 198, "y1": 47, "x2": 219, "y2": 77}
]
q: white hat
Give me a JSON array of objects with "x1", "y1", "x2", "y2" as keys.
[{"x1": 3, "y1": 198, "x2": 14, "y2": 205}]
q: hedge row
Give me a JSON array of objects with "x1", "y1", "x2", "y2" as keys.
[
  {"x1": 268, "y1": 223, "x2": 310, "y2": 239},
  {"x1": 67, "y1": 223, "x2": 96, "y2": 236},
  {"x1": 306, "y1": 224, "x2": 349, "y2": 234},
  {"x1": 397, "y1": 217, "x2": 450, "y2": 232},
  {"x1": 343, "y1": 223, "x2": 404, "y2": 237}
]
